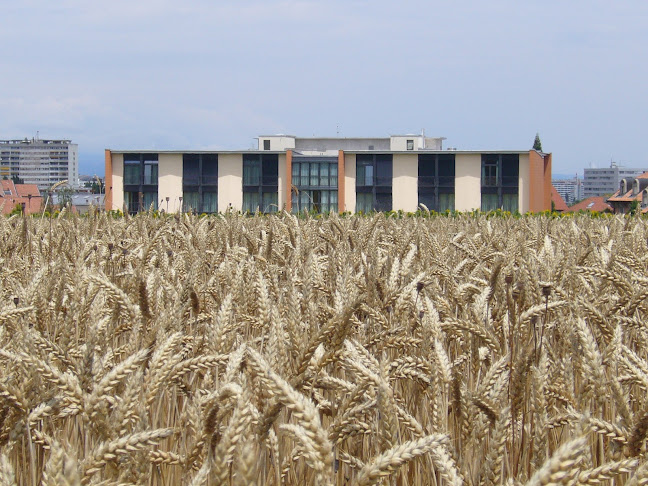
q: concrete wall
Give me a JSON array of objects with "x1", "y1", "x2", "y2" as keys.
[
  {"x1": 158, "y1": 154, "x2": 183, "y2": 212},
  {"x1": 278, "y1": 153, "x2": 287, "y2": 210},
  {"x1": 344, "y1": 153, "x2": 356, "y2": 212},
  {"x1": 218, "y1": 154, "x2": 242, "y2": 211},
  {"x1": 110, "y1": 153, "x2": 124, "y2": 211},
  {"x1": 518, "y1": 153, "x2": 530, "y2": 213},
  {"x1": 392, "y1": 154, "x2": 418, "y2": 211},
  {"x1": 455, "y1": 153, "x2": 481, "y2": 211},
  {"x1": 390, "y1": 136, "x2": 420, "y2": 151},
  {"x1": 259, "y1": 136, "x2": 296, "y2": 151}
]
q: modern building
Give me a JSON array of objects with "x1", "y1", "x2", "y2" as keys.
[
  {"x1": 552, "y1": 177, "x2": 582, "y2": 205},
  {"x1": 0, "y1": 137, "x2": 79, "y2": 190},
  {"x1": 607, "y1": 172, "x2": 648, "y2": 214},
  {"x1": 105, "y1": 133, "x2": 552, "y2": 214},
  {"x1": 0, "y1": 180, "x2": 42, "y2": 215},
  {"x1": 583, "y1": 163, "x2": 647, "y2": 198}
]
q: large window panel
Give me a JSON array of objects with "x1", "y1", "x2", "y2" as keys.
[
  {"x1": 182, "y1": 153, "x2": 219, "y2": 213},
  {"x1": 356, "y1": 154, "x2": 392, "y2": 212},
  {"x1": 418, "y1": 154, "x2": 455, "y2": 211},
  {"x1": 124, "y1": 164, "x2": 140, "y2": 185},
  {"x1": 122, "y1": 154, "x2": 159, "y2": 214},
  {"x1": 243, "y1": 154, "x2": 278, "y2": 213},
  {"x1": 480, "y1": 154, "x2": 519, "y2": 211}
]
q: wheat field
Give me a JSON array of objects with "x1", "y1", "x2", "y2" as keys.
[{"x1": 1, "y1": 211, "x2": 648, "y2": 485}]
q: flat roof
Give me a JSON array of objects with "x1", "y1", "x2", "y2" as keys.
[{"x1": 108, "y1": 149, "x2": 536, "y2": 155}]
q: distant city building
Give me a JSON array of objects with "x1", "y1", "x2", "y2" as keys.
[
  {"x1": 607, "y1": 171, "x2": 648, "y2": 214},
  {"x1": 552, "y1": 176, "x2": 583, "y2": 204},
  {"x1": 0, "y1": 137, "x2": 79, "y2": 190},
  {"x1": 583, "y1": 163, "x2": 647, "y2": 198}
]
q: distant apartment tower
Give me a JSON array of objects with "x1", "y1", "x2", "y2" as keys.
[
  {"x1": 552, "y1": 177, "x2": 583, "y2": 205},
  {"x1": 583, "y1": 163, "x2": 647, "y2": 198},
  {"x1": 0, "y1": 137, "x2": 79, "y2": 190}
]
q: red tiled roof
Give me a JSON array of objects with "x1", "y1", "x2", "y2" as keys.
[
  {"x1": 567, "y1": 196, "x2": 613, "y2": 212},
  {"x1": 1, "y1": 180, "x2": 15, "y2": 195},
  {"x1": 551, "y1": 185, "x2": 569, "y2": 211},
  {"x1": 608, "y1": 189, "x2": 642, "y2": 202},
  {"x1": 15, "y1": 184, "x2": 40, "y2": 197}
]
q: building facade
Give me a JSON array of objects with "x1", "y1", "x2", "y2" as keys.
[
  {"x1": 105, "y1": 134, "x2": 552, "y2": 214},
  {"x1": 552, "y1": 177, "x2": 582, "y2": 205},
  {"x1": 0, "y1": 137, "x2": 79, "y2": 190},
  {"x1": 583, "y1": 163, "x2": 647, "y2": 198}
]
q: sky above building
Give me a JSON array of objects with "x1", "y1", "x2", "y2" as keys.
[{"x1": 1, "y1": 1, "x2": 647, "y2": 177}]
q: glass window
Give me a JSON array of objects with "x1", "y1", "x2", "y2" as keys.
[
  {"x1": 244, "y1": 158, "x2": 261, "y2": 186},
  {"x1": 407, "y1": 140, "x2": 414, "y2": 151},
  {"x1": 356, "y1": 192, "x2": 373, "y2": 213},
  {"x1": 243, "y1": 192, "x2": 261, "y2": 213},
  {"x1": 202, "y1": 191, "x2": 218, "y2": 213},
  {"x1": 142, "y1": 192, "x2": 158, "y2": 211},
  {"x1": 183, "y1": 192, "x2": 200, "y2": 212},
  {"x1": 144, "y1": 163, "x2": 158, "y2": 185},
  {"x1": 202, "y1": 155, "x2": 218, "y2": 186},
  {"x1": 262, "y1": 191, "x2": 278, "y2": 212},
  {"x1": 124, "y1": 163, "x2": 140, "y2": 185}
]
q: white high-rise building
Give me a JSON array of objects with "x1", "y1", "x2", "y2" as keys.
[{"x1": 0, "y1": 137, "x2": 79, "y2": 190}]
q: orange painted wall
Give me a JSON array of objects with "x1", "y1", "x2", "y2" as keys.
[
  {"x1": 285, "y1": 150, "x2": 292, "y2": 212},
  {"x1": 543, "y1": 153, "x2": 552, "y2": 210},
  {"x1": 338, "y1": 150, "x2": 345, "y2": 212},
  {"x1": 105, "y1": 149, "x2": 112, "y2": 211},
  {"x1": 528, "y1": 150, "x2": 552, "y2": 212}
]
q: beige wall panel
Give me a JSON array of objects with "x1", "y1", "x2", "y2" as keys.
[
  {"x1": 158, "y1": 154, "x2": 183, "y2": 212},
  {"x1": 344, "y1": 154, "x2": 356, "y2": 212},
  {"x1": 111, "y1": 154, "x2": 124, "y2": 211},
  {"x1": 218, "y1": 154, "x2": 243, "y2": 211},
  {"x1": 392, "y1": 154, "x2": 418, "y2": 211},
  {"x1": 518, "y1": 153, "x2": 530, "y2": 213},
  {"x1": 455, "y1": 154, "x2": 481, "y2": 211},
  {"x1": 278, "y1": 154, "x2": 287, "y2": 210}
]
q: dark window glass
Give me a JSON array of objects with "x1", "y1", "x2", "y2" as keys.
[
  {"x1": 182, "y1": 154, "x2": 218, "y2": 213},
  {"x1": 291, "y1": 156, "x2": 338, "y2": 213},
  {"x1": 263, "y1": 139, "x2": 270, "y2": 150},
  {"x1": 417, "y1": 154, "x2": 455, "y2": 211},
  {"x1": 481, "y1": 154, "x2": 518, "y2": 211},
  {"x1": 355, "y1": 154, "x2": 392, "y2": 211},
  {"x1": 243, "y1": 154, "x2": 278, "y2": 212}
]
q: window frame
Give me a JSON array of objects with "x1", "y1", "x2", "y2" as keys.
[
  {"x1": 122, "y1": 153, "x2": 159, "y2": 214},
  {"x1": 418, "y1": 153, "x2": 455, "y2": 211},
  {"x1": 356, "y1": 154, "x2": 392, "y2": 212},
  {"x1": 243, "y1": 153, "x2": 279, "y2": 213},
  {"x1": 480, "y1": 153, "x2": 519, "y2": 212},
  {"x1": 182, "y1": 153, "x2": 219, "y2": 213},
  {"x1": 291, "y1": 156, "x2": 338, "y2": 213}
]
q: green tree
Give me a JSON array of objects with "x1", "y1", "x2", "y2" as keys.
[
  {"x1": 533, "y1": 133, "x2": 543, "y2": 152},
  {"x1": 11, "y1": 175, "x2": 24, "y2": 185}
]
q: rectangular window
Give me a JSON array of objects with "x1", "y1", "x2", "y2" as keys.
[
  {"x1": 407, "y1": 139, "x2": 414, "y2": 151},
  {"x1": 418, "y1": 154, "x2": 455, "y2": 211},
  {"x1": 263, "y1": 139, "x2": 271, "y2": 151},
  {"x1": 243, "y1": 154, "x2": 278, "y2": 212},
  {"x1": 123, "y1": 154, "x2": 158, "y2": 214},
  {"x1": 182, "y1": 154, "x2": 218, "y2": 213},
  {"x1": 291, "y1": 156, "x2": 338, "y2": 213},
  {"x1": 480, "y1": 154, "x2": 519, "y2": 212},
  {"x1": 356, "y1": 154, "x2": 392, "y2": 212}
]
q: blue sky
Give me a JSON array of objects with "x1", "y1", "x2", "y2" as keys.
[{"x1": 1, "y1": 1, "x2": 647, "y2": 177}]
